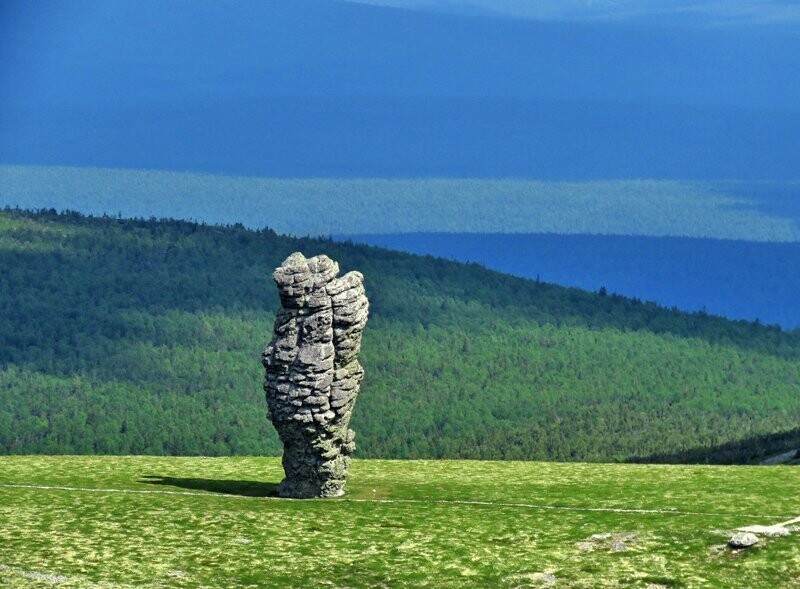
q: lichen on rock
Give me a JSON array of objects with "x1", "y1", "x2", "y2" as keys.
[{"x1": 262, "y1": 252, "x2": 368, "y2": 498}]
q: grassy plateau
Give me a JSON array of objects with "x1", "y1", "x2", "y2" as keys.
[{"x1": 0, "y1": 456, "x2": 798, "y2": 587}]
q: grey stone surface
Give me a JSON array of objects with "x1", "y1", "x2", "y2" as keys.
[
  {"x1": 728, "y1": 532, "x2": 759, "y2": 549},
  {"x1": 262, "y1": 252, "x2": 368, "y2": 498}
]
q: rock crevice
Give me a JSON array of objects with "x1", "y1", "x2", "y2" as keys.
[{"x1": 262, "y1": 252, "x2": 368, "y2": 498}]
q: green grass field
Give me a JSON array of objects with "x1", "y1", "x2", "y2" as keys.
[{"x1": 1, "y1": 457, "x2": 798, "y2": 587}]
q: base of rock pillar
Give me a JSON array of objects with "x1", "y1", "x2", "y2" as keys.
[
  {"x1": 276, "y1": 442, "x2": 352, "y2": 498},
  {"x1": 276, "y1": 478, "x2": 346, "y2": 499}
]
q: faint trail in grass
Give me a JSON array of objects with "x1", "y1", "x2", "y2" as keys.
[
  {"x1": 1, "y1": 483, "x2": 795, "y2": 521},
  {"x1": 344, "y1": 498, "x2": 796, "y2": 521}
]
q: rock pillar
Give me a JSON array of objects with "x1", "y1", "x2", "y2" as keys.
[{"x1": 262, "y1": 252, "x2": 368, "y2": 498}]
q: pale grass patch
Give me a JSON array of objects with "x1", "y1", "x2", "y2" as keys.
[
  {"x1": 0, "y1": 565, "x2": 68, "y2": 585},
  {"x1": 504, "y1": 571, "x2": 557, "y2": 587}
]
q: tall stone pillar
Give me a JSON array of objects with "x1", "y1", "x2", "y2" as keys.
[{"x1": 262, "y1": 252, "x2": 368, "y2": 498}]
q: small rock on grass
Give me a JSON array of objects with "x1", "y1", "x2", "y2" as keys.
[{"x1": 728, "y1": 532, "x2": 759, "y2": 549}]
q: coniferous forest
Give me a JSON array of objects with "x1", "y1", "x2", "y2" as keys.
[{"x1": 2, "y1": 208, "x2": 799, "y2": 463}]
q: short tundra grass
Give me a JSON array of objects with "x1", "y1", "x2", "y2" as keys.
[{"x1": 1, "y1": 456, "x2": 798, "y2": 587}]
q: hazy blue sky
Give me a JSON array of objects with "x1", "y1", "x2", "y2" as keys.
[
  {"x1": 1, "y1": 0, "x2": 798, "y2": 180},
  {"x1": 345, "y1": 0, "x2": 800, "y2": 25}
]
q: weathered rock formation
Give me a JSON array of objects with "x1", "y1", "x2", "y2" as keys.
[{"x1": 262, "y1": 252, "x2": 368, "y2": 498}]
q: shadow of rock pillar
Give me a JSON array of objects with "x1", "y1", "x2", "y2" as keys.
[{"x1": 262, "y1": 252, "x2": 368, "y2": 498}]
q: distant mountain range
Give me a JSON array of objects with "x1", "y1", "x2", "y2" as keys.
[
  {"x1": 3, "y1": 96, "x2": 799, "y2": 180},
  {"x1": 346, "y1": 0, "x2": 800, "y2": 27},
  {"x1": 347, "y1": 232, "x2": 800, "y2": 329}
]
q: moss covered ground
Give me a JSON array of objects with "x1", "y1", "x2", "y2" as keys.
[{"x1": 0, "y1": 456, "x2": 798, "y2": 587}]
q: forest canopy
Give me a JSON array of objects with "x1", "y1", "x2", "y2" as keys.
[{"x1": 1, "y1": 208, "x2": 799, "y2": 463}]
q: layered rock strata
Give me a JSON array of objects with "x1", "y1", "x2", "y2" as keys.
[{"x1": 262, "y1": 252, "x2": 368, "y2": 498}]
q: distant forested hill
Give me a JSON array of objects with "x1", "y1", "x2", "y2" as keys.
[
  {"x1": 1, "y1": 209, "x2": 799, "y2": 463},
  {"x1": 4, "y1": 167, "x2": 798, "y2": 328}
]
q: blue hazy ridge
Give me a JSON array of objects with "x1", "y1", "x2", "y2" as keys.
[
  {"x1": 2, "y1": 97, "x2": 798, "y2": 180},
  {"x1": 345, "y1": 233, "x2": 800, "y2": 329}
]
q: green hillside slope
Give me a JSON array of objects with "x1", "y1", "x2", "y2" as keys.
[
  {"x1": 1, "y1": 209, "x2": 799, "y2": 461},
  {"x1": 1, "y1": 456, "x2": 799, "y2": 587}
]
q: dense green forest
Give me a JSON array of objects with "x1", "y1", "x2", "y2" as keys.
[
  {"x1": 2, "y1": 166, "x2": 799, "y2": 240},
  {"x1": 1, "y1": 209, "x2": 800, "y2": 462}
]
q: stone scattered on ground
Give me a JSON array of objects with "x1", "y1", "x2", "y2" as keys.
[
  {"x1": 728, "y1": 532, "x2": 759, "y2": 549},
  {"x1": 711, "y1": 517, "x2": 799, "y2": 552}
]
